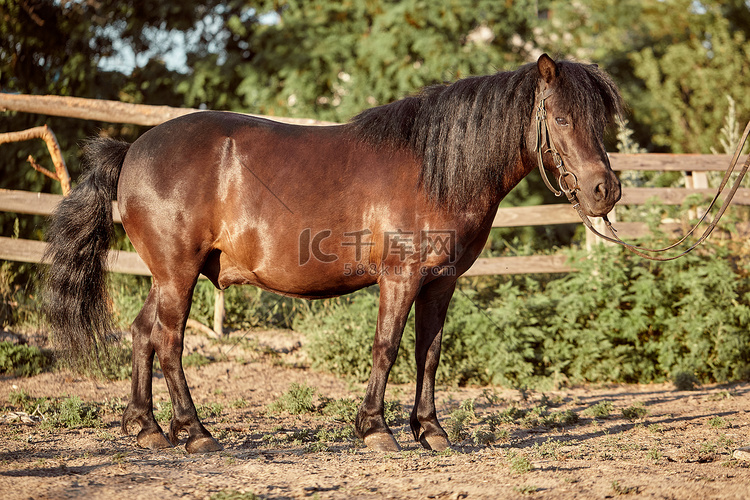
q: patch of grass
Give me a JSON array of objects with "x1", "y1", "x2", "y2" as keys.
[
  {"x1": 532, "y1": 438, "x2": 565, "y2": 460},
  {"x1": 320, "y1": 397, "x2": 359, "y2": 423},
  {"x1": 183, "y1": 352, "x2": 212, "y2": 369},
  {"x1": 314, "y1": 425, "x2": 354, "y2": 442},
  {"x1": 304, "y1": 441, "x2": 330, "y2": 453},
  {"x1": 700, "y1": 441, "x2": 718, "y2": 454},
  {"x1": 622, "y1": 403, "x2": 648, "y2": 421},
  {"x1": 509, "y1": 453, "x2": 533, "y2": 474},
  {"x1": 42, "y1": 396, "x2": 102, "y2": 429},
  {"x1": 9, "y1": 388, "x2": 35, "y2": 411},
  {"x1": 9, "y1": 390, "x2": 101, "y2": 429},
  {"x1": 542, "y1": 409, "x2": 579, "y2": 427},
  {"x1": 583, "y1": 401, "x2": 614, "y2": 419},
  {"x1": 472, "y1": 428, "x2": 496, "y2": 446},
  {"x1": 0, "y1": 341, "x2": 52, "y2": 377},
  {"x1": 97, "y1": 430, "x2": 117, "y2": 442},
  {"x1": 707, "y1": 390, "x2": 735, "y2": 401},
  {"x1": 210, "y1": 490, "x2": 260, "y2": 500},
  {"x1": 647, "y1": 447, "x2": 662, "y2": 463},
  {"x1": 484, "y1": 405, "x2": 578, "y2": 431},
  {"x1": 198, "y1": 402, "x2": 223, "y2": 420},
  {"x1": 446, "y1": 400, "x2": 476, "y2": 443},
  {"x1": 611, "y1": 480, "x2": 640, "y2": 495},
  {"x1": 230, "y1": 398, "x2": 248, "y2": 409},
  {"x1": 482, "y1": 388, "x2": 503, "y2": 405},
  {"x1": 384, "y1": 400, "x2": 407, "y2": 426},
  {"x1": 154, "y1": 401, "x2": 173, "y2": 423},
  {"x1": 267, "y1": 382, "x2": 316, "y2": 415},
  {"x1": 102, "y1": 397, "x2": 126, "y2": 415},
  {"x1": 708, "y1": 416, "x2": 727, "y2": 428}
]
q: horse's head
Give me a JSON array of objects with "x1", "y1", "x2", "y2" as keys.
[{"x1": 531, "y1": 54, "x2": 622, "y2": 217}]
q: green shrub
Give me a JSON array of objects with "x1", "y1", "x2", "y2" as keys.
[
  {"x1": 673, "y1": 371, "x2": 700, "y2": 391},
  {"x1": 46, "y1": 396, "x2": 101, "y2": 429},
  {"x1": 210, "y1": 490, "x2": 260, "y2": 500},
  {"x1": 198, "y1": 402, "x2": 223, "y2": 420},
  {"x1": 320, "y1": 397, "x2": 359, "y2": 423},
  {"x1": 183, "y1": 352, "x2": 212, "y2": 369},
  {"x1": 0, "y1": 341, "x2": 51, "y2": 377},
  {"x1": 110, "y1": 274, "x2": 300, "y2": 333},
  {"x1": 583, "y1": 401, "x2": 614, "y2": 419},
  {"x1": 267, "y1": 382, "x2": 316, "y2": 415},
  {"x1": 297, "y1": 238, "x2": 750, "y2": 388},
  {"x1": 446, "y1": 402, "x2": 476, "y2": 443},
  {"x1": 509, "y1": 453, "x2": 533, "y2": 474},
  {"x1": 8, "y1": 391, "x2": 102, "y2": 429},
  {"x1": 295, "y1": 289, "x2": 417, "y2": 384},
  {"x1": 622, "y1": 404, "x2": 649, "y2": 421}
]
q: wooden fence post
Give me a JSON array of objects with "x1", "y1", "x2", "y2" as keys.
[
  {"x1": 214, "y1": 290, "x2": 225, "y2": 336},
  {"x1": 684, "y1": 171, "x2": 709, "y2": 220}
]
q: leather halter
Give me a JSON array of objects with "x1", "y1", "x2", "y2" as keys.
[
  {"x1": 534, "y1": 88, "x2": 579, "y2": 202},
  {"x1": 534, "y1": 88, "x2": 750, "y2": 261}
]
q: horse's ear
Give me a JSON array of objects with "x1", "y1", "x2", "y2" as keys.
[{"x1": 537, "y1": 53, "x2": 558, "y2": 85}]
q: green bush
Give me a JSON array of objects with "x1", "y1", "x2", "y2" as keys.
[
  {"x1": 109, "y1": 274, "x2": 300, "y2": 332},
  {"x1": 294, "y1": 290, "x2": 417, "y2": 384},
  {"x1": 299, "y1": 239, "x2": 750, "y2": 388},
  {"x1": 0, "y1": 341, "x2": 51, "y2": 377},
  {"x1": 7, "y1": 390, "x2": 102, "y2": 429},
  {"x1": 47, "y1": 395, "x2": 101, "y2": 429},
  {"x1": 267, "y1": 382, "x2": 317, "y2": 415}
]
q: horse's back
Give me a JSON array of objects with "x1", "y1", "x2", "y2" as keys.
[{"x1": 115, "y1": 111, "x2": 423, "y2": 294}]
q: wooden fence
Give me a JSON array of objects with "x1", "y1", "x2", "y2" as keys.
[{"x1": 2, "y1": 153, "x2": 748, "y2": 277}]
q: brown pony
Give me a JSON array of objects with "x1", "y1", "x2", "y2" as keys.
[{"x1": 44, "y1": 54, "x2": 622, "y2": 453}]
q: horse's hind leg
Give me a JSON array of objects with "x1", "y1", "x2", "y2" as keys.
[
  {"x1": 122, "y1": 285, "x2": 171, "y2": 449},
  {"x1": 410, "y1": 278, "x2": 455, "y2": 451},
  {"x1": 150, "y1": 276, "x2": 222, "y2": 453}
]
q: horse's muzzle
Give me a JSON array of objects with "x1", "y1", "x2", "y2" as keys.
[{"x1": 580, "y1": 171, "x2": 621, "y2": 217}]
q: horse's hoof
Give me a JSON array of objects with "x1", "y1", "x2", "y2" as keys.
[
  {"x1": 137, "y1": 430, "x2": 172, "y2": 450},
  {"x1": 419, "y1": 433, "x2": 451, "y2": 452},
  {"x1": 364, "y1": 432, "x2": 401, "y2": 452},
  {"x1": 186, "y1": 436, "x2": 223, "y2": 454},
  {"x1": 733, "y1": 446, "x2": 750, "y2": 461}
]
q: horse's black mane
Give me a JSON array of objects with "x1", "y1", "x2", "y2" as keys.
[{"x1": 350, "y1": 60, "x2": 622, "y2": 208}]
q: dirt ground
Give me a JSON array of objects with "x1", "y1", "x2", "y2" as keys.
[{"x1": 1, "y1": 329, "x2": 749, "y2": 499}]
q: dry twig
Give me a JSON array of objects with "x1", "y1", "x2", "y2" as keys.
[{"x1": 0, "y1": 125, "x2": 71, "y2": 195}]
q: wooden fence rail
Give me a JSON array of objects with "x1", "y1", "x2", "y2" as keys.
[{"x1": 2, "y1": 153, "x2": 749, "y2": 277}]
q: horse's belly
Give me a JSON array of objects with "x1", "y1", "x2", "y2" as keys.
[{"x1": 209, "y1": 249, "x2": 377, "y2": 299}]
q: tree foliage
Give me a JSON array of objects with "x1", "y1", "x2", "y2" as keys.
[
  {"x1": 545, "y1": 0, "x2": 750, "y2": 153},
  {"x1": 4, "y1": 0, "x2": 748, "y2": 187}
]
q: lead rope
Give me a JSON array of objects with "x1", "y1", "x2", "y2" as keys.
[{"x1": 536, "y1": 90, "x2": 750, "y2": 261}]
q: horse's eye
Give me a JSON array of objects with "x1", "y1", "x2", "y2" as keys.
[{"x1": 555, "y1": 117, "x2": 569, "y2": 127}]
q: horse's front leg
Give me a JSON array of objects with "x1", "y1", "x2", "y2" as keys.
[
  {"x1": 355, "y1": 278, "x2": 420, "y2": 451},
  {"x1": 410, "y1": 278, "x2": 455, "y2": 451}
]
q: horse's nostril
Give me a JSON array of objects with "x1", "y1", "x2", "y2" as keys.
[{"x1": 594, "y1": 182, "x2": 608, "y2": 201}]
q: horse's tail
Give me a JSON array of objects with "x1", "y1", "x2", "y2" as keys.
[{"x1": 43, "y1": 137, "x2": 131, "y2": 365}]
